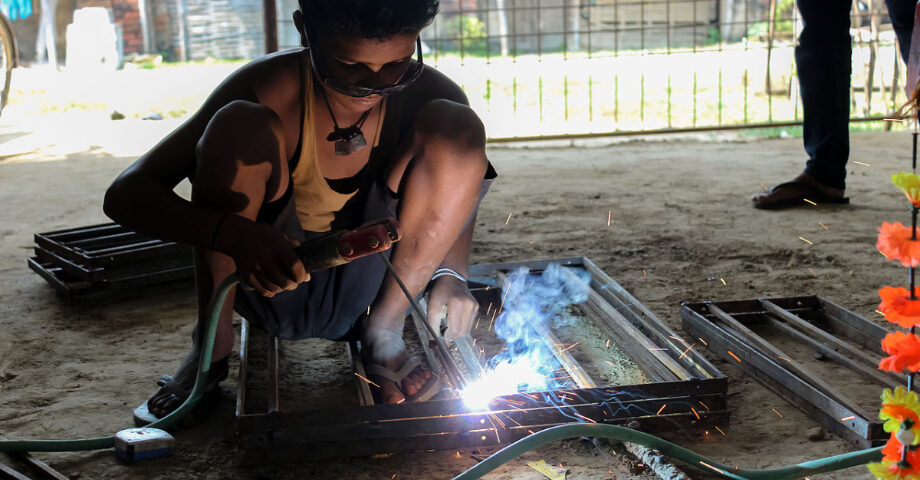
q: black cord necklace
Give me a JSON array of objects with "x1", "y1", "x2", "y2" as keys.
[{"x1": 318, "y1": 87, "x2": 373, "y2": 156}]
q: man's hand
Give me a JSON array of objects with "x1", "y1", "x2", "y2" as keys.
[
  {"x1": 218, "y1": 215, "x2": 310, "y2": 297},
  {"x1": 427, "y1": 275, "x2": 478, "y2": 342}
]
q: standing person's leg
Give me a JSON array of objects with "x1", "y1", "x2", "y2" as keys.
[
  {"x1": 751, "y1": 0, "x2": 852, "y2": 208},
  {"x1": 886, "y1": 0, "x2": 915, "y2": 63},
  {"x1": 798, "y1": 0, "x2": 853, "y2": 191},
  {"x1": 143, "y1": 100, "x2": 292, "y2": 419},
  {"x1": 362, "y1": 99, "x2": 488, "y2": 404}
]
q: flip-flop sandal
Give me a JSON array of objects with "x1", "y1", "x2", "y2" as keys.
[
  {"x1": 752, "y1": 180, "x2": 850, "y2": 210},
  {"x1": 365, "y1": 355, "x2": 443, "y2": 403},
  {"x1": 133, "y1": 359, "x2": 228, "y2": 427}
]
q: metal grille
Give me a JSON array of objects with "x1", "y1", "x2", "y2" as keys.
[{"x1": 279, "y1": 0, "x2": 906, "y2": 141}]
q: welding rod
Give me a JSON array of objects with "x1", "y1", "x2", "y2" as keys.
[{"x1": 377, "y1": 252, "x2": 467, "y2": 390}]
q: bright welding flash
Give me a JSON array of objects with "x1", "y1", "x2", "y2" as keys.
[{"x1": 460, "y1": 358, "x2": 546, "y2": 411}]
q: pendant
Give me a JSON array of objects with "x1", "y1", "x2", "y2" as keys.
[{"x1": 328, "y1": 126, "x2": 367, "y2": 156}]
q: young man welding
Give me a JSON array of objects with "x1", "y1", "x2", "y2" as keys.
[{"x1": 104, "y1": 0, "x2": 496, "y2": 421}]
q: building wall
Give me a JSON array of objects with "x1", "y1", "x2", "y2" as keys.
[{"x1": 75, "y1": 0, "x2": 143, "y2": 54}]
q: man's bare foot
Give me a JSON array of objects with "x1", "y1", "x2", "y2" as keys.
[
  {"x1": 362, "y1": 328, "x2": 434, "y2": 404},
  {"x1": 146, "y1": 349, "x2": 229, "y2": 418},
  {"x1": 751, "y1": 172, "x2": 848, "y2": 209}
]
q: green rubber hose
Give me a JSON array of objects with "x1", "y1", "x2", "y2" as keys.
[
  {"x1": 451, "y1": 423, "x2": 883, "y2": 480},
  {"x1": 0, "y1": 274, "x2": 240, "y2": 453}
]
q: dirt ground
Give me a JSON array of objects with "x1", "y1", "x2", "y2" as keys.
[{"x1": 0, "y1": 109, "x2": 906, "y2": 479}]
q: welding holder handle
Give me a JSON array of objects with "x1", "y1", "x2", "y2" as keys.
[{"x1": 293, "y1": 217, "x2": 401, "y2": 273}]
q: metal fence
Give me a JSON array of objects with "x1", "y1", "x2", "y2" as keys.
[{"x1": 278, "y1": 0, "x2": 906, "y2": 141}]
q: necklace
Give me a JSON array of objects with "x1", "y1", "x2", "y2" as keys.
[{"x1": 318, "y1": 87, "x2": 373, "y2": 156}]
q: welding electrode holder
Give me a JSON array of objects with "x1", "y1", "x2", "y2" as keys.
[{"x1": 294, "y1": 217, "x2": 401, "y2": 272}]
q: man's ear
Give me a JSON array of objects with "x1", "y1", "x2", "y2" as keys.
[{"x1": 293, "y1": 10, "x2": 308, "y2": 47}]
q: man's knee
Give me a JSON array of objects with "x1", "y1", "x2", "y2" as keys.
[{"x1": 413, "y1": 99, "x2": 487, "y2": 176}]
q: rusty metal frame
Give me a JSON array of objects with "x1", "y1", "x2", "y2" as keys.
[
  {"x1": 681, "y1": 296, "x2": 891, "y2": 449},
  {"x1": 236, "y1": 257, "x2": 727, "y2": 463}
]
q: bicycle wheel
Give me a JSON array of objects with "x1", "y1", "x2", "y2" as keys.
[{"x1": 0, "y1": 15, "x2": 15, "y2": 115}]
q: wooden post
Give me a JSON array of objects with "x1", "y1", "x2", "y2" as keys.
[{"x1": 263, "y1": 0, "x2": 278, "y2": 54}]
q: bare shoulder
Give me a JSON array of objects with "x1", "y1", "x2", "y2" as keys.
[
  {"x1": 200, "y1": 49, "x2": 303, "y2": 122},
  {"x1": 404, "y1": 65, "x2": 470, "y2": 106}
]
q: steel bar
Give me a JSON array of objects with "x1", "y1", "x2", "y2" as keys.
[
  {"x1": 759, "y1": 299, "x2": 902, "y2": 385},
  {"x1": 0, "y1": 463, "x2": 30, "y2": 480},
  {"x1": 347, "y1": 341, "x2": 374, "y2": 406},
  {"x1": 236, "y1": 319, "x2": 250, "y2": 418},
  {"x1": 267, "y1": 335, "x2": 279, "y2": 412},
  {"x1": 11, "y1": 454, "x2": 68, "y2": 480},
  {"x1": 706, "y1": 303, "x2": 871, "y2": 419},
  {"x1": 682, "y1": 300, "x2": 885, "y2": 449},
  {"x1": 764, "y1": 317, "x2": 897, "y2": 388}
]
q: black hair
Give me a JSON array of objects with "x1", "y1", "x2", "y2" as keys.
[{"x1": 300, "y1": 0, "x2": 440, "y2": 40}]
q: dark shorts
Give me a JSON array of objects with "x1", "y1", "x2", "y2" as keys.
[{"x1": 234, "y1": 170, "x2": 495, "y2": 342}]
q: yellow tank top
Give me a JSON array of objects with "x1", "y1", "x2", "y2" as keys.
[{"x1": 291, "y1": 61, "x2": 386, "y2": 232}]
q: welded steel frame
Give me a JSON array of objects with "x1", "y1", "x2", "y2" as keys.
[
  {"x1": 681, "y1": 296, "x2": 891, "y2": 449},
  {"x1": 236, "y1": 257, "x2": 728, "y2": 463}
]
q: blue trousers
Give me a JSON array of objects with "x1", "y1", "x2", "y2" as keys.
[{"x1": 798, "y1": 0, "x2": 914, "y2": 190}]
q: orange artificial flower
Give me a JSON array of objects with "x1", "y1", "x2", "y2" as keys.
[
  {"x1": 878, "y1": 222, "x2": 920, "y2": 267},
  {"x1": 880, "y1": 286, "x2": 920, "y2": 328},
  {"x1": 880, "y1": 332, "x2": 920, "y2": 373}
]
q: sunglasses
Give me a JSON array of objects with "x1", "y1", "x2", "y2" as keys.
[{"x1": 303, "y1": 28, "x2": 425, "y2": 98}]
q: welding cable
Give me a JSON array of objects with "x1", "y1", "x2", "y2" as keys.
[
  {"x1": 451, "y1": 423, "x2": 883, "y2": 480},
  {"x1": 0, "y1": 274, "x2": 239, "y2": 453}
]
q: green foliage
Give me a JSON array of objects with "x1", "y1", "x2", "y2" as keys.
[
  {"x1": 705, "y1": 26, "x2": 721, "y2": 46},
  {"x1": 441, "y1": 15, "x2": 488, "y2": 56}
]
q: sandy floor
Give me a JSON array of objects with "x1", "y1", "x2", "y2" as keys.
[{"x1": 0, "y1": 110, "x2": 905, "y2": 479}]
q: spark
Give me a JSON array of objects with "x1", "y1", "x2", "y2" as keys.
[
  {"x1": 544, "y1": 342, "x2": 580, "y2": 361},
  {"x1": 505, "y1": 212, "x2": 513, "y2": 224},
  {"x1": 669, "y1": 335, "x2": 684, "y2": 342},
  {"x1": 715, "y1": 426, "x2": 726, "y2": 436},
  {"x1": 840, "y1": 415, "x2": 855, "y2": 422},
  {"x1": 698, "y1": 337, "x2": 708, "y2": 346},
  {"x1": 691, "y1": 407, "x2": 701, "y2": 420},
  {"x1": 884, "y1": 117, "x2": 906, "y2": 123},
  {"x1": 700, "y1": 461, "x2": 726, "y2": 475},
  {"x1": 656, "y1": 404, "x2": 667, "y2": 415},
  {"x1": 853, "y1": 161, "x2": 871, "y2": 167},
  {"x1": 699, "y1": 400, "x2": 710, "y2": 411},
  {"x1": 605, "y1": 338, "x2": 610, "y2": 348},
  {"x1": 799, "y1": 236, "x2": 814, "y2": 245},
  {"x1": 808, "y1": 268, "x2": 817, "y2": 277},
  {"x1": 649, "y1": 348, "x2": 669, "y2": 351},
  {"x1": 727, "y1": 350, "x2": 742, "y2": 362},
  {"x1": 355, "y1": 372, "x2": 380, "y2": 388},
  {"x1": 574, "y1": 413, "x2": 597, "y2": 423},
  {"x1": 760, "y1": 183, "x2": 769, "y2": 191},
  {"x1": 772, "y1": 408, "x2": 783, "y2": 418},
  {"x1": 876, "y1": 309, "x2": 886, "y2": 316},
  {"x1": 474, "y1": 316, "x2": 481, "y2": 330},
  {"x1": 367, "y1": 306, "x2": 371, "y2": 315},
  {"x1": 472, "y1": 337, "x2": 477, "y2": 346},
  {"x1": 777, "y1": 356, "x2": 792, "y2": 362},
  {"x1": 643, "y1": 269, "x2": 647, "y2": 277},
  {"x1": 678, "y1": 343, "x2": 696, "y2": 360},
  {"x1": 488, "y1": 311, "x2": 497, "y2": 331},
  {"x1": 818, "y1": 222, "x2": 829, "y2": 230},
  {"x1": 607, "y1": 210, "x2": 612, "y2": 227},
  {"x1": 456, "y1": 451, "x2": 462, "y2": 458},
  {"x1": 803, "y1": 198, "x2": 817, "y2": 206},
  {"x1": 719, "y1": 277, "x2": 726, "y2": 286},
  {"x1": 528, "y1": 240, "x2": 535, "y2": 246}
]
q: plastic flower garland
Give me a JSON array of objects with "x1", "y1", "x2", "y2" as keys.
[
  {"x1": 879, "y1": 286, "x2": 920, "y2": 328},
  {"x1": 870, "y1": 172, "x2": 920, "y2": 479},
  {"x1": 893, "y1": 173, "x2": 920, "y2": 207},
  {"x1": 878, "y1": 222, "x2": 920, "y2": 267}
]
